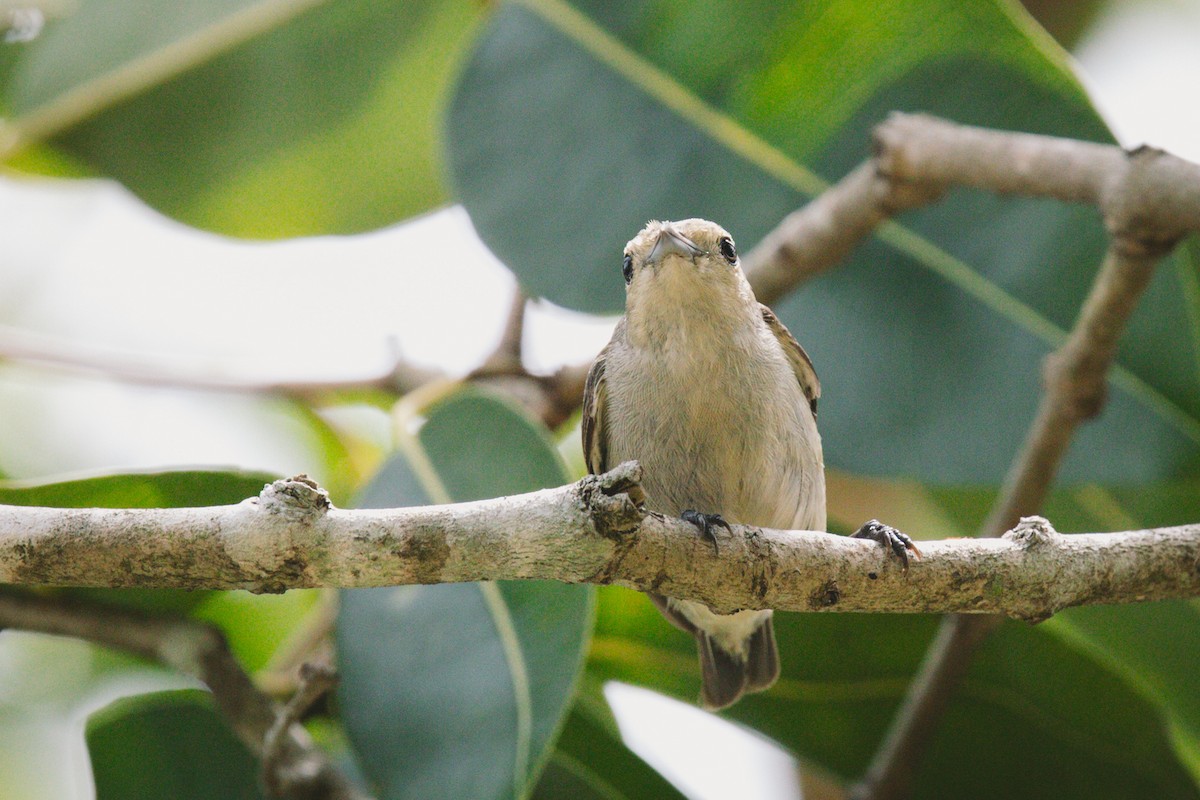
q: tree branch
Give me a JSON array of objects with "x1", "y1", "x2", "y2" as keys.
[
  {"x1": 849, "y1": 117, "x2": 1195, "y2": 800},
  {"x1": 0, "y1": 588, "x2": 371, "y2": 800},
  {"x1": 743, "y1": 159, "x2": 941, "y2": 304},
  {"x1": 473, "y1": 289, "x2": 528, "y2": 377},
  {"x1": 0, "y1": 468, "x2": 1197, "y2": 619},
  {"x1": 0, "y1": 323, "x2": 591, "y2": 429},
  {"x1": 741, "y1": 113, "x2": 1200, "y2": 305}
]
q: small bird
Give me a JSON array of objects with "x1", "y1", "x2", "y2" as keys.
[{"x1": 583, "y1": 219, "x2": 916, "y2": 709}]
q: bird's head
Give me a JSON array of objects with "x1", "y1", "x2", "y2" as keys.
[{"x1": 620, "y1": 219, "x2": 757, "y2": 334}]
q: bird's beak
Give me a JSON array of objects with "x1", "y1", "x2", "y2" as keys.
[{"x1": 647, "y1": 223, "x2": 703, "y2": 265}]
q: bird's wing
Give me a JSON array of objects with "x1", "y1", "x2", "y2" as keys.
[
  {"x1": 582, "y1": 322, "x2": 620, "y2": 475},
  {"x1": 760, "y1": 304, "x2": 820, "y2": 417}
]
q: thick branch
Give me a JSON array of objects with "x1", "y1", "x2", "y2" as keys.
[
  {"x1": 0, "y1": 589, "x2": 370, "y2": 800},
  {"x1": 0, "y1": 470, "x2": 1197, "y2": 620}
]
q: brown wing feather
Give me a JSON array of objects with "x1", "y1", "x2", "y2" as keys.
[
  {"x1": 582, "y1": 327, "x2": 617, "y2": 476},
  {"x1": 759, "y1": 304, "x2": 820, "y2": 417}
]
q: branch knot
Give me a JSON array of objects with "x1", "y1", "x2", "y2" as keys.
[
  {"x1": 578, "y1": 462, "x2": 647, "y2": 540},
  {"x1": 258, "y1": 475, "x2": 331, "y2": 522},
  {"x1": 1003, "y1": 516, "x2": 1059, "y2": 549}
]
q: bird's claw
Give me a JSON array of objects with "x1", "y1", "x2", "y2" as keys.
[
  {"x1": 851, "y1": 519, "x2": 922, "y2": 571},
  {"x1": 681, "y1": 510, "x2": 730, "y2": 555}
]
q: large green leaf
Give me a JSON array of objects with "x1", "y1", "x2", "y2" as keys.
[
  {"x1": 86, "y1": 689, "x2": 264, "y2": 800},
  {"x1": 337, "y1": 387, "x2": 593, "y2": 800},
  {"x1": 0, "y1": 0, "x2": 484, "y2": 236},
  {"x1": 0, "y1": 467, "x2": 276, "y2": 508},
  {"x1": 445, "y1": 0, "x2": 1200, "y2": 484},
  {"x1": 588, "y1": 586, "x2": 1200, "y2": 799},
  {"x1": 1048, "y1": 602, "x2": 1200, "y2": 783}
]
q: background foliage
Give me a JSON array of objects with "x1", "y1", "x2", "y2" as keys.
[{"x1": 1, "y1": 0, "x2": 1198, "y2": 798}]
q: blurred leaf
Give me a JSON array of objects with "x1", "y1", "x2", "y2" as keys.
[
  {"x1": 447, "y1": 0, "x2": 1084, "y2": 314},
  {"x1": 192, "y1": 589, "x2": 322, "y2": 674},
  {"x1": 0, "y1": 468, "x2": 276, "y2": 614},
  {"x1": 446, "y1": 0, "x2": 1200, "y2": 485},
  {"x1": 1, "y1": 0, "x2": 485, "y2": 236},
  {"x1": 1048, "y1": 601, "x2": 1200, "y2": 785},
  {"x1": 829, "y1": 471, "x2": 1200, "y2": 783},
  {"x1": 0, "y1": 467, "x2": 275, "y2": 507},
  {"x1": 828, "y1": 473, "x2": 1200, "y2": 540},
  {"x1": 338, "y1": 387, "x2": 593, "y2": 800},
  {"x1": 587, "y1": 586, "x2": 1200, "y2": 800},
  {"x1": 532, "y1": 691, "x2": 686, "y2": 800},
  {"x1": 0, "y1": 631, "x2": 190, "y2": 800},
  {"x1": 86, "y1": 689, "x2": 264, "y2": 800}
]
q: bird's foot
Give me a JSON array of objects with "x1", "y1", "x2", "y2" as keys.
[
  {"x1": 851, "y1": 519, "x2": 922, "y2": 571},
  {"x1": 681, "y1": 510, "x2": 731, "y2": 555}
]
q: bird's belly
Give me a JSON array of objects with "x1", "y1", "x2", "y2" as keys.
[{"x1": 605, "y1": 361, "x2": 824, "y2": 531}]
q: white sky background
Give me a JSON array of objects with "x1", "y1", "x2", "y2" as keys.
[{"x1": 1, "y1": 1, "x2": 1199, "y2": 798}]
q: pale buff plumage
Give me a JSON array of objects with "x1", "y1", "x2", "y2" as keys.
[{"x1": 583, "y1": 218, "x2": 825, "y2": 709}]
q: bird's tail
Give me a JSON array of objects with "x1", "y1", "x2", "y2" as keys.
[{"x1": 697, "y1": 615, "x2": 780, "y2": 711}]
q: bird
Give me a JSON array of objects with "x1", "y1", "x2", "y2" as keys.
[{"x1": 582, "y1": 218, "x2": 917, "y2": 709}]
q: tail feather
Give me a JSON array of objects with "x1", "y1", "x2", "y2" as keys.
[
  {"x1": 746, "y1": 615, "x2": 781, "y2": 691},
  {"x1": 697, "y1": 616, "x2": 780, "y2": 710},
  {"x1": 698, "y1": 631, "x2": 748, "y2": 710},
  {"x1": 648, "y1": 593, "x2": 781, "y2": 710}
]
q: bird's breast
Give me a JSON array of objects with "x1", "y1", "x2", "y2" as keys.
[{"x1": 605, "y1": 334, "x2": 825, "y2": 532}]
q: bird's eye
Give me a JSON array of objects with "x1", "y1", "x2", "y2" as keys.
[
  {"x1": 622, "y1": 254, "x2": 634, "y2": 284},
  {"x1": 718, "y1": 237, "x2": 737, "y2": 264}
]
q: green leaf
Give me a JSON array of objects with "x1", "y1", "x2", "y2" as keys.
[
  {"x1": 1047, "y1": 601, "x2": 1200, "y2": 785},
  {"x1": 0, "y1": 468, "x2": 277, "y2": 614},
  {"x1": 337, "y1": 387, "x2": 593, "y2": 800},
  {"x1": 1, "y1": 0, "x2": 485, "y2": 236},
  {"x1": 191, "y1": 588, "x2": 323, "y2": 674},
  {"x1": 0, "y1": 630, "x2": 189, "y2": 800},
  {"x1": 445, "y1": 0, "x2": 1200, "y2": 484},
  {"x1": 832, "y1": 473, "x2": 1200, "y2": 786},
  {"x1": 86, "y1": 689, "x2": 264, "y2": 800},
  {"x1": 532, "y1": 691, "x2": 686, "y2": 800},
  {"x1": 0, "y1": 467, "x2": 276, "y2": 508},
  {"x1": 587, "y1": 587, "x2": 1200, "y2": 800}
]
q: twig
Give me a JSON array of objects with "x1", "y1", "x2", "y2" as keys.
[
  {"x1": 0, "y1": 326, "x2": 441, "y2": 399},
  {"x1": 849, "y1": 119, "x2": 1192, "y2": 800},
  {"x1": 473, "y1": 289, "x2": 528, "y2": 376},
  {"x1": 262, "y1": 661, "x2": 342, "y2": 797},
  {"x1": 0, "y1": 589, "x2": 371, "y2": 800},
  {"x1": 0, "y1": 471, "x2": 1197, "y2": 618},
  {"x1": 4, "y1": 117, "x2": 1198, "y2": 437},
  {"x1": 258, "y1": 592, "x2": 338, "y2": 698},
  {"x1": 462, "y1": 289, "x2": 589, "y2": 427},
  {"x1": 0, "y1": 323, "x2": 590, "y2": 428}
]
